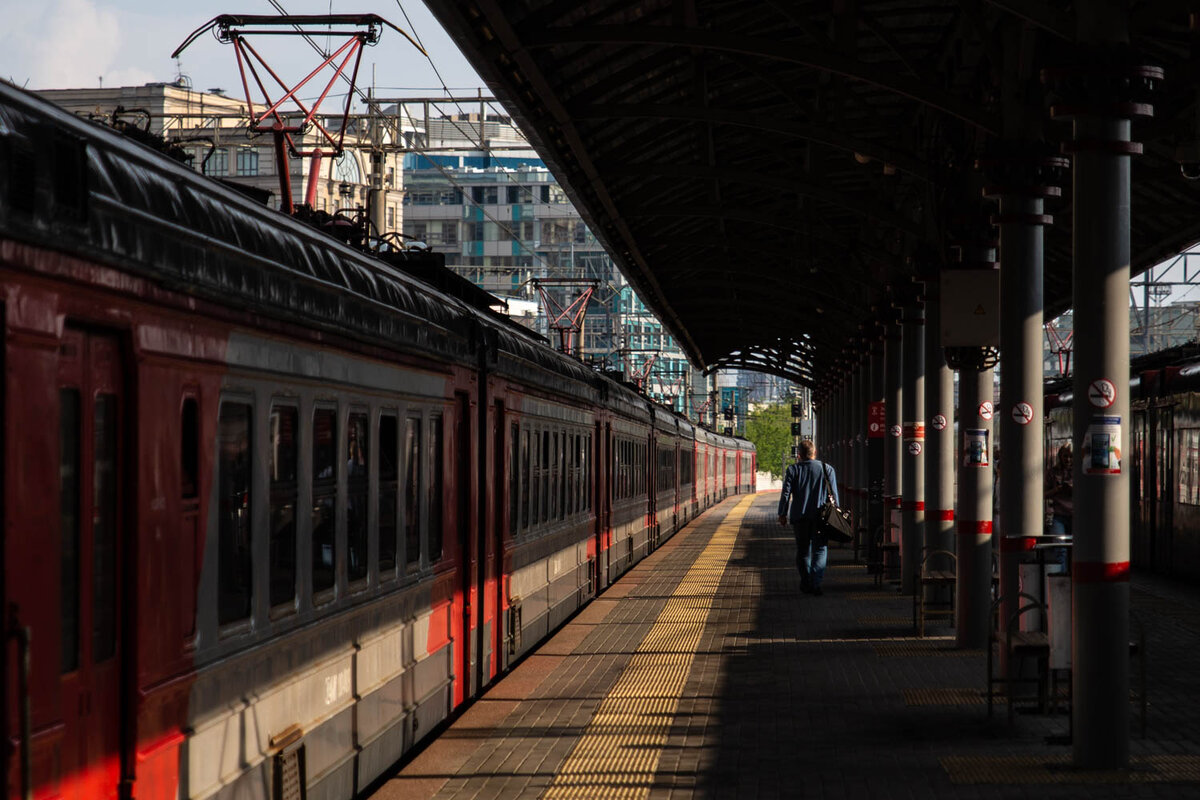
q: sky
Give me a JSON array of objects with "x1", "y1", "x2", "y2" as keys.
[{"x1": 0, "y1": 0, "x2": 484, "y2": 101}]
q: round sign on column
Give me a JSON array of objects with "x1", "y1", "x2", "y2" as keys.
[
  {"x1": 931, "y1": 413, "x2": 947, "y2": 432},
  {"x1": 907, "y1": 441, "x2": 923, "y2": 456},
  {"x1": 889, "y1": 424, "x2": 902, "y2": 438},
  {"x1": 1087, "y1": 379, "x2": 1117, "y2": 409},
  {"x1": 978, "y1": 401, "x2": 993, "y2": 421},
  {"x1": 1011, "y1": 402, "x2": 1034, "y2": 425}
]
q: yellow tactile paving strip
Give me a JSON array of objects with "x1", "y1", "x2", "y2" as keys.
[
  {"x1": 540, "y1": 494, "x2": 755, "y2": 800},
  {"x1": 904, "y1": 688, "x2": 987, "y2": 706},
  {"x1": 942, "y1": 754, "x2": 1200, "y2": 784}
]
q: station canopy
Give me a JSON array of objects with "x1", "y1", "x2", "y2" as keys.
[{"x1": 425, "y1": 2, "x2": 1200, "y2": 391}]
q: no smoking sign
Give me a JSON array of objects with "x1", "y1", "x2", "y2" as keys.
[
  {"x1": 1011, "y1": 402, "x2": 1034, "y2": 425},
  {"x1": 1088, "y1": 379, "x2": 1117, "y2": 409},
  {"x1": 978, "y1": 401, "x2": 993, "y2": 421}
]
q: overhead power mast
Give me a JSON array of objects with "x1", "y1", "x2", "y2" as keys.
[{"x1": 172, "y1": 14, "x2": 425, "y2": 214}]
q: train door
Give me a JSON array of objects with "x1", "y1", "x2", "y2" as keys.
[
  {"x1": 647, "y1": 432, "x2": 657, "y2": 550},
  {"x1": 454, "y1": 392, "x2": 474, "y2": 701},
  {"x1": 1132, "y1": 410, "x2": 1151, "y2": 566},
  {"x1": 602, "y1": 423, "x2": 612, "y2": 587},
  {"x1": 1153, "y1": 404, "x2": 1175, "y2": 571},
  {"x1": 489, "y1": 400, "x2": 505, "y2": 684},
  {"x1": 57, "y1": 327, "x2": 125, "y2": 800},
  {"x1": 593, "y1": 420, "x2": 604, "y2": 592}
]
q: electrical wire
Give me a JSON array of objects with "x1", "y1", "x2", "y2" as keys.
[{"x1": 255, "y1": 0, "x2": 677, "y2": 379}]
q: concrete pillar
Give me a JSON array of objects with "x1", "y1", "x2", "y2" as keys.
[
  {"x1": 855, "y1": 356, "x2": 870, "y2": 554},
  {"x1": 956, "y1": 366, "x2": 995, "y2": 648},
  {"x1": 1042, "y1": 2, "x2": 1161, "y2": 766},
  {"x1": 993, "y1": 185, "x2": 1055, "y2": 633},
  {"x1": 924, "y1": 286, "x2": 955, "y2": 561},
  {"x1": 867, "y1": 340, "x2": 886, "y2": 570},
  {"x1": 901, "y1": 306, "x2": 926, "y2": 594},
  {"x1": 884, "y1": 322, "x2": 904, "y2": 556}
]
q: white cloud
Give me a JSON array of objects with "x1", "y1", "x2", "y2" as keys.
[{"x1": 22, "y1": 0, "x2": 122, "y2": 89}]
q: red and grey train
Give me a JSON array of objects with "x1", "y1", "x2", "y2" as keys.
[
  {"x1": 1044, "y1": 344, "x2": 1200, "y2": 582},
  {"x1": 0, "y1": 83, "x2": 755, "y2": 799}
]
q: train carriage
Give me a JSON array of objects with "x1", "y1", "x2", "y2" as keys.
[{"x1": 0, "y1": 82, "x2": 754, "y2": 800}]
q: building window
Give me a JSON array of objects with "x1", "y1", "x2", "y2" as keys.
[
  {"x1": 466, "y1": 222, "x2": 484, "y2": 242},
  {"x1": 472, "y1": 186, "x2": 498, "y2": 204},
  {"x1": 236, "y1": 147, "x2": 259, "y2": 176},
  {"x1": 443, "y1": 222, "x2": 458, "y2": 245},
  {"x1": 203, "y1": 147, "x2": 229, "y2": 177},
  {"x1": 386, "y1": 206, "x2": 395, "y2": 229}
]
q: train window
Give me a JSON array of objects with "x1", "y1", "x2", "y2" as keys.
[
  {"x1": 509, "y1": 423, "x2": 520, "y2": 533},
  {"x1": 60, "y1": 389, "x2": 81, "y2": 673},
  {"x1": 428, "y1": 417, "x2": 443, "y2": 562},
  {"x1": 404, "y1": 417, "x2": 421, "y2": 567},
  {"x1": 217, "y1": 401, "x2": 253, "y2": 626},
  {"x1": 584, "y1": 435, "x2": 592, "y2": 511},
  {"x1": 312, "y1": 408, "x2": 337, "y2": 597},
  {"x1": 567, "y1": 434, "x2": 576, "y2": 517},
  {"x1": 52, "y1": 134, "x2": 88, "y2": 222},
  {"x1": 550, "y1": 431, "x2": 559, "y2": 521},
  {"x1": 181, "y1": 398, "x2": 198, "y2": 498},
  {"x1": 379, "y1": 414, "x2": 399, "y2": 575},
  {"x1": 268, "y1": 405, "x2": 298, "y2": 609},
  {"x1": 529, "y1": 429, "x2": 538, "y2": 530},
  {"x1": 347, "y1": 412, "x2": 369, "y2": 584},
  {"x1": 521, "y1": 429, "x2": 530, "y2": 532},
  {"x1": 560, "y1": 433, "x2": 568, "y2": 520},
  {"x1": 542, "y1": 431, "x2": 550, "y2": 523}
]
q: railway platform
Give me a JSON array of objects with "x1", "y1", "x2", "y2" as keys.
[{"x1": 369, "y1": 492, "x2": 1200, "y2": 799}]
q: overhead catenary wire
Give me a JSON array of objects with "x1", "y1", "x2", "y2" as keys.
[{"x1": 256, "y1": 1, "x2": 680, "y2": 382}]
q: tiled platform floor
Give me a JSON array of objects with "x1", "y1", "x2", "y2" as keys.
[{"x1": 368, "y1": 492, "x2": 1200, "y2": 799}]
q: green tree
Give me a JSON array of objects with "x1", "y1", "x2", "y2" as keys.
[{"x1": 744, "y1": 403, "x2": 794, "y2": 480}]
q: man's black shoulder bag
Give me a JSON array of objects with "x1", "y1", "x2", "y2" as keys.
[{"x1": 818, "y1": 462, "x2": 854, "y2": 543}]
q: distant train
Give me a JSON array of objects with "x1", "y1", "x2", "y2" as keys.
[
  {"x1": 0, "y1": 83, "x2": 755, "y2": 799},
  {"x1": 1044, "y1": 348, "x2": 1200, "y2": 579}
]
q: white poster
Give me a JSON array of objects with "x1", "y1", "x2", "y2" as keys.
[{"x1": 1082, "y1": 416, "x2": 1121, "y2": 475}]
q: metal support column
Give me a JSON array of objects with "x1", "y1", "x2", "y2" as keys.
[
  {"x1": 956, "y1": 366, "x2": 995, "y2": 648},
  {"x1": 901, "y1": 305, "x2": 926, "y2": 595},
  {"x1": 1044, "y1": 12, "x2": 1161, "y2": 764}
]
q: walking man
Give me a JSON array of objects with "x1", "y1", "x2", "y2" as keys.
[{"x1": 777, "y1": 439, "x2": 838, "y2": 595}]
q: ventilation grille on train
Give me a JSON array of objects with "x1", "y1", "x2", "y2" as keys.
[
  {"x1": 271, "y1": 726, "x2": 307, "y2": 800},
  {"x1": 507, "y1": 598, "x2": 523, "y2": 656}
]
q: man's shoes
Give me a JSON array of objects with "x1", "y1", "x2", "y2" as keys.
[{"x1": 812, "y1": 587, "x2": 823, "y2": 596}]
